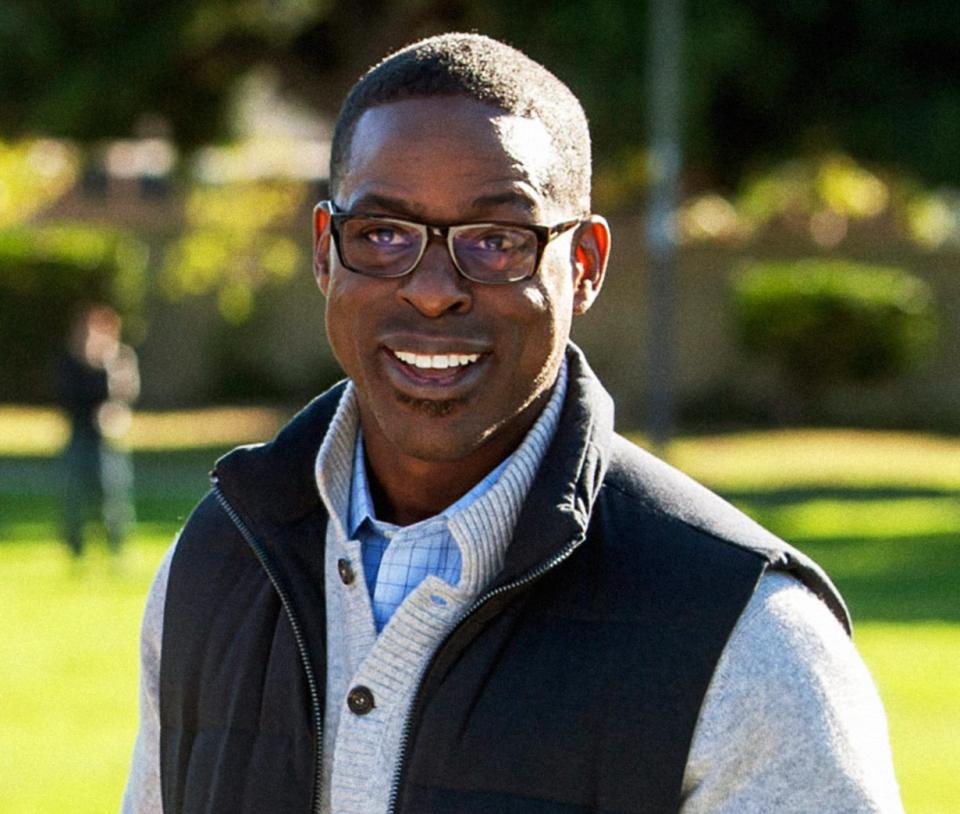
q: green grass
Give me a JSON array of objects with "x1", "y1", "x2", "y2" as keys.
[
  {"x1": 1, "y1": 415, "x2": 958, "y2": 812},
  {"x1": 0, "y1": 437, "x2": 222, "y2": 814},
  {"x1": 856, "y1": 623, "x2": 960, "y2": 814},
  {"x1": 0, "y1": 539, "x2": 170, "y2": 814}
]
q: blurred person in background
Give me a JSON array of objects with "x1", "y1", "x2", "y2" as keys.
[
  {"x1": 123, "y1": 33, "x2": 902, "y2": 814},
  {"x1": 57, "y1": 303, "x2": 139, "y2": 559}
]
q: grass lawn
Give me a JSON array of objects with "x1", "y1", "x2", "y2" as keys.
[{"x1": 1, "y1": 411, "x2": 958, "y2": 812}]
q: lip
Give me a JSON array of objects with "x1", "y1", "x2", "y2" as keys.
[
  {"x1": 379, "y1": 332, "x2": 492, "y2": 356},
  {"x1": 380, "y1": 345, "x2": 490, "y2": 398}
]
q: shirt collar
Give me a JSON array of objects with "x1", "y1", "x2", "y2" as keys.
[{"x1": 348, "y1": 433, "x2": 376, "y2": 536}]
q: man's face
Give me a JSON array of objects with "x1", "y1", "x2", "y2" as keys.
[{"x1": 315, "y1": 95, "x2": 607, "y2": 469}]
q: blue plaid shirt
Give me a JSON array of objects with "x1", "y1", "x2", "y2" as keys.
[{"x1": 349, "y1": 434, "x2": 512, "y2": 632}]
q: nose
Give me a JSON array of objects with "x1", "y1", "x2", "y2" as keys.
[{"x1": 396, "y1": 237, "x2": 472, "y2": 317}]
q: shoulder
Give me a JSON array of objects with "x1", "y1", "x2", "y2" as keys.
[
  {"x1": 682, "y1": 572, "x2": 903, "y2": 813},
  {"x1": 598, "y1": 435, "x2": 851, "y2": 632},
  {"x1": 172, "y1": 490, "x2": 251, "y2": 569},
  {"x1": 166, "y1": 490, "x2": 265, "y2": 622},
  {"x1": 713, "y1": 572, "x2": 862, "y2": 695},
  {"x1": 603, "y1": 434, "x2": 784, "y2": 552},
  {"x1": 595, "y1": 434, "x2": 786, "y2": 591}
]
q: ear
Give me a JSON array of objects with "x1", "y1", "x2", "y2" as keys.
[
  {"x1": 313, "y1": 203, "x2": 333, "y2": 296},
  {"x1": 571, "y1": 215, "x2": 611, "y2": 315}
]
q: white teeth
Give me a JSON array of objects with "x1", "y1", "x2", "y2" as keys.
[{"x1": 393, "y1": 350, "x2": 480, "y2": 370}]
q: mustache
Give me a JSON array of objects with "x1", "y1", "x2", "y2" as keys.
[{"x1": 375, "y1": 316, "x2": 492, "y2": 341}]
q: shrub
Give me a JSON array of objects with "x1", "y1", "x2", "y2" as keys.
[
  {"x1": 0, "y1": 224, "x2": 147, "y2": 402},
  {"x1": 730, "y1": 258, "x2": 937, "y2": 418}
]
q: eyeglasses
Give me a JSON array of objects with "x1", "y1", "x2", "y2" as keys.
[{"x1": 316, "y1": 200, "x2": 581, "y2": 284}]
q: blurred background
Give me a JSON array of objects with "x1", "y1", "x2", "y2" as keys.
[{"x1": 0, "y1": 2, "x2": 958, "y2": 812}]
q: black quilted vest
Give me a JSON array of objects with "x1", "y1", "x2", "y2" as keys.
[{"x1": 160, "y1": 348, "x2": 850, "y2": 814}]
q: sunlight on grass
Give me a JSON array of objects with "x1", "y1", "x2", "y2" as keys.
[
  {"x1": 754, "y1": 496, "x2": 960, "y2": 540},
  {"x1": 857, "y1": 623, "x2": 960, "y2": 814},
  {"x1": 662, "y1": 429, "x2": 960, "y2": 491},
  {"x1": 0, "y1": 405, "x2": 286, "y2": 456},
  {"x1": 0, "y1": 406, "x2": 68, "y2": 455},
  {"x1": 127, "y1": 407, "x2": 287, "y2": 450}
]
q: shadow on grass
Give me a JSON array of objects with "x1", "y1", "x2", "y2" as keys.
[
  {"x1": 0, "y1": 449, "x2": 233, "y2": 544},
  {"x1": 0, "y1": 449, "x2": 233, "y2": 495},
  {"x1": 718, "y1": 485, "x2": 960, "y2": 624},
  {"x1": 796, "y1": 533, "x2": 960, "y2": 624}
]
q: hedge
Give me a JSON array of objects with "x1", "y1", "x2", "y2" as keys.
[
  {"x1": 730, "y1": 258, "x2": 937, "y2": 416},
  {"x1": 0, "y1": 224, "x2": 147, "y2": 403}
]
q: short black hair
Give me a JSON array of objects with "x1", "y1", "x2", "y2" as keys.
[{"x1": 330, "y1": 33, "x2": 592, "y2": 215}]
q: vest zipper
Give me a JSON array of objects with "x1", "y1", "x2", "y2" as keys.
[
  {"x1": 211, "y1": 479, "x2": 325, "y2": 814},
  {"x1": 386, "y1": 534, "x2": 584, "y2": 814}
]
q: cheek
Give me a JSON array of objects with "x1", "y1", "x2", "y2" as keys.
[
  {"x1": 518, "y1": 276, "x2": 574, "y2": 338},
  {"x1": 325, "y1": 271, "x2": 377, "y2": 323},
  {"x1": 323, "y1": 278, "x2": 371, "y2": 363},
  {"x1": 520, "y1": 285, "x2": 550, "y2": 312}
]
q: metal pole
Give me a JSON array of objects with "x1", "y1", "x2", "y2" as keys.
[{"x1": 645, "y1": 0, "x2": 683, "y2": 448}]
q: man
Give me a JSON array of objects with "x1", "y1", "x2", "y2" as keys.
[
  {"x1": 58, "y1": 303, "x2": 138, "y2": 558},
  {"x1": 124, "y1": 33, "x2": 902, "y2": 813}
]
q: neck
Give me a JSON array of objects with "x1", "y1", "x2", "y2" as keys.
[
  {"x1": 359, "y1": 394, "x2": 549, "y2": 526},
  {"x1": 364, "y1": 454, "x2": 491, "y2": 526}
]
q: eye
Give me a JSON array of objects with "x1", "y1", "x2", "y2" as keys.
[
  {"x1": 478, "y1": 232, "x2": 514, "y2": 251},
  {"x1": 361, "y1": 225, "x2": 408, "y2": 246},
  {"x1": 468, "y1": 227, "x2": 526, "y2": 253}
]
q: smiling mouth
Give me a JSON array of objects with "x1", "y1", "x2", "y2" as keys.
[{"x1": 392, "y1": 350, "x2": 481, "y2": 370}]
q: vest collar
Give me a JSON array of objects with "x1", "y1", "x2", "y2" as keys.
[
  {"x1": 212, "y1": 381, "x2": 347, "y2": 531},
  {"x1": 494, "y1": 344, "x2": 614, "y2": 586}
]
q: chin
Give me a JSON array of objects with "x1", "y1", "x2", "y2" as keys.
[{"x1": 394, "y1": 392, "x2": 464, "y2": 419}]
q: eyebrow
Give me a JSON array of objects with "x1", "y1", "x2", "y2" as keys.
[
  {"x1": 345, "y1": 189, "x2": 539, "y2": 220},
  {"x1": 471, "y1": 191, "x2": 537, "y2": 215},
  {"x1": 346, "y1": 193, "x2": 420, "y2": 217}
]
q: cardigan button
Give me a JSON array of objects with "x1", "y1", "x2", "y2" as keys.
[
  {"x1": 337, "y1": 558, "x2": 355, "y2": 585},
  {"x1": 347, "y1": 685, "x2": 375, "y2": 715}
]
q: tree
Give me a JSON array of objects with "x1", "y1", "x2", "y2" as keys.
[{"x1": 2, "y1": 1, "x2": 960, "y2": 192}]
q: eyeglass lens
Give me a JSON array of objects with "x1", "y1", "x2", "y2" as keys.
[{"x1": 338, "y1": 217, "x2": 539, "y2": 282}]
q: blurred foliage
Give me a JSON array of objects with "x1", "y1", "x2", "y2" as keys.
[
  {"x1": 0, "y1": 1, "x2": 218, "y2": 146},
  {"x1": 0, "y1": 225, "x2": 148, "y2": 402},
  {"x1": 2, "y1": 1, "x2": 960, "y2": 195},
  {"x1": 736, "y1": 155, "x2": 889, "y2": 227},
  {"x1": 2, "y1": 4, "x2": 957, "y2": 416},
  {"x1": 160, "y1": 178, "x2": 306, "y2": 322},
  {"x1": 680, "y1": 152, "x2": 960, "y2": 251},
  {"x1": 731, "y1": 259, "x2": 937, "y2": 419},
  {"x1": 0, "y1": 139, "x2": 80, "y2": 228},
  {"x1": 905, "y1": 190, "x2": 960, "y2": 250}
]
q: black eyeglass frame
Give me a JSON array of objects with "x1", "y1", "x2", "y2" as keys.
[{"x1": 316, "y1": 200, "x2": 582, "y2": 284}]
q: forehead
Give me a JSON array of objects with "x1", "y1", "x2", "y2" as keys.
[{"x1": 337, "y1": 96, "x2": 561, "y2": 219}]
